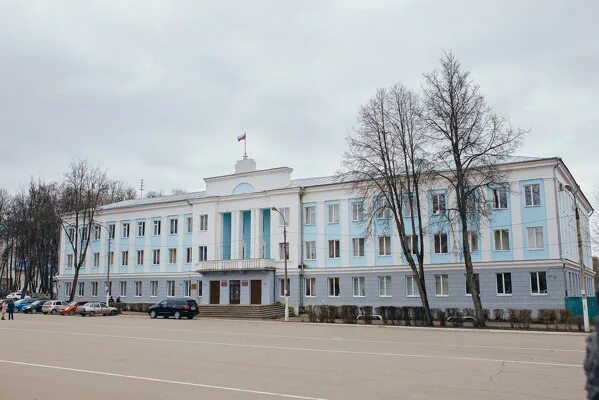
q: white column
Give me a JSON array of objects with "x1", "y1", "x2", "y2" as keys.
[
  {"x1": 340, "y1": 200, "x2": 350, "y2": 268},
  {"x1": 318, "y1": 202, "x2": 327, "y2": 265},
  {"x1": 231, "y1": 210, "x2": 241, "y2": 259},
  {"x1": 251, "y1": 208, "x2": 262, "y2": 258}
]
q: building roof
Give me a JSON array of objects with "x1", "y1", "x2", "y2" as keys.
[{"x1": 99, "y1": 191, "x2": 206, "y2": 211}]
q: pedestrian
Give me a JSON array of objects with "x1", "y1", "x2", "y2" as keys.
[
  {"x1": 6, "y1": 299, "x2": 14, "y2": 320},
  {"x1": 1, "y1": 300, "x2": 6, "y2": 320}
]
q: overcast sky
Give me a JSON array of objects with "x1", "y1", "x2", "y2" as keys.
[{"x1": 1, "y1": 1, "x2": 598, "y2": 205}]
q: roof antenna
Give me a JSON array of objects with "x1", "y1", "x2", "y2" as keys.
[{"x1": 140, "y1": 179, "x2": 144, "y2": 198}]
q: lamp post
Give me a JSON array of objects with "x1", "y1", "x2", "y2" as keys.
[
  {"x1": 271, "y1": 207, "x2": 289, "y2": 322},
  {"x1": 95, "y1": 222, "x2": 113, "y2": 306},
  {"x1": 564, "y1": 184, "x2": 590, "y2": 332}
]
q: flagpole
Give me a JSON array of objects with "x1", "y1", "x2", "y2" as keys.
[{"x1": 244, "y1": 131, "x2": 247, "y2": 157}]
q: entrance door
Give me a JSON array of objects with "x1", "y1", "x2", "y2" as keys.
[
  {"x1": 250, "y1": 280, "x2": 262, "y2": 305},
  {"x1": 210, "y1": 281, "x2": 220, "y2": 304},
  {"x1": 229, "y1": 280, "x2": 241, "y2": 304}
]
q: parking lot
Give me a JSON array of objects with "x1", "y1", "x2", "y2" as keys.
[{"x1": 0, "y1": 313, "x2": 588, "y2": 399}]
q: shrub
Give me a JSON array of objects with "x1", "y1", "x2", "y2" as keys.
[
  {"x1": 412, "y1": 307, "x2": 425, "y2": 326},
  {"x1": 307, "y1": 305, "x2": 318, "y2": 322},
  {"x1": 326, "y1": 306, "x2": 338, "y2": 323},
  {"x1": 575, "y1": 316, "x2": 584, "y2": 331},
  {"x1": 432, "y1": 308, "x2": 447, "y2": 327},
  {"x1": 559, "y1": 309, "x2": 572, "y2": 331},
  {"x1": 387, "y1": 306, "x2": 400, "y2": 325},
  {"x1": 360, "y1": 306, "x2": 373, "y2": 324},
  {"x1": 538, "y1": 309, "x2": 558, "y2": 330},
  {"x1": 493, "y1": 309, "x2": 505, "y2": 321},
  {"x1": 463, "y1": 308, "x2": 475, "y2": 318},
  {"x1": 517, "y1": 309, "x2": 532, "y2": 329},
  {"x1": 340, "y1": 305, "x2": 359, "y2": 324},
  {"x1": 482, "y1": 309, "x2": 491, "y2": 321},
  {"x1": 402, "y1": 307, "x2": 412, "y2": 326},
  {"x1": 377, "y1": 306, "x2": 389, "y2": 324},
  {"x1": 507, "y1": 309, "x2": 519, "y2": 328},
  {"x1": 317, "y1": 305, "x2": 328, "y2": 323},
  {"x1": 446, "y1": 308, "x2": 463, "y2": 327}
]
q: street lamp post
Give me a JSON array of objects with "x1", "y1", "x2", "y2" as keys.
[
  {"x1": 564, "y1": 184, "x2": 590, "y2": 332},
  {"x1": 271, "y1": 207, "x2": 289, "y2": 322},
  {"x1": 95, "y1": 223, "x2": 113, "y2": 306}
]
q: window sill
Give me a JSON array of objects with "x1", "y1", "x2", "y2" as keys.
[
  {"x1": 328, "y1": 295, "x2": 340, "y2": 298},
  {"x1": 305, "y1": 295, "x2": 316, "y2": 298},
  {"x1": 531, "y1": 293, "x2": 548, "y2": 296},
  {"x1": 528, "y1": 248, "x2": 545, "y2": 251},
  {"x1": 524, "y1": 204, "x2": 541, "y2": 208},
  {"x1": 406, "y1": 295, "x2": 420, "y2": 298},
  {"x1": 378, "y1": 254, "x2": 392, "y2": 257},
  {"x1": 493, "y1": 249, "x2": 511, "y2": 252},
  {"x1": 379, "y1": 295, "x2": 392, "y2": 298},
  {"x1": 496, "y1": 293, "x2": 512, "y2": 297},
  {"x1": 435, "y1": 294, "x2": 449, "y2": 297}
]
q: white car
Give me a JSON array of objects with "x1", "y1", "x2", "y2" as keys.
[{"x1": 6, "y1": 291, "x2": 23, "y2": 300}]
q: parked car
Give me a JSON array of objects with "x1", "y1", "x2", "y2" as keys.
[
  {"x1": 6, "y1": 291, "x2": 23, "y2": 300},
  {"x1": 148, "y1": 299, "x2": 199, "y2": 319},
  {"x1": 42, "y1": 300, "x2": 67, "y2": 315},
  {"x1": 76, "y1": 302, "x2": 118, "y2": 316},
  {"x1": 22, "y1": 299, "x2": 46, "y2": 314},
  {"x1": 14, "y1": 298, "x2": 38, "y2": 312},
  {"x1": 59, "y1": 301, "x2": 89, "y2": 316}
]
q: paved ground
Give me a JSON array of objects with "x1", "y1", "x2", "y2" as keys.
[{"x1": 0, "y1": 314, "x2": 589, "y2": 400}]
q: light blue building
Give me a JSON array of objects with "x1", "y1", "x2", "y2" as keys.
[{"x1": 57, "y1": 155, "x2": 594, "y2": 315}]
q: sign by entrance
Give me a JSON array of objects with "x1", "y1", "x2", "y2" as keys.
[
  {"x1": 221, "y1": 280, "x2": 228, "y2": 287},
  {"x1": 242, "y1": 280, "x2": 249, "y2": 287},
  {"x1": 191, "y1": 283, "x2": 198, "y2": 290}
]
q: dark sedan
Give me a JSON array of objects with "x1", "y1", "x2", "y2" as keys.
[
  {"x1": 148, "y1": 299, "x2": 199, "y2": 319},
  {"x1": 21, "y1": 299, "x2": 46, "y2": 314}
]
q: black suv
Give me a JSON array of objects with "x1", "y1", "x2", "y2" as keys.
[{"x1": 148, "y1": 299, "x2": 199, "y2": 319}]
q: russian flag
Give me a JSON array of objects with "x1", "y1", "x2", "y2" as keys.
[{"x1": 237, "y1": 132, "x2": 246, "y2": 141}]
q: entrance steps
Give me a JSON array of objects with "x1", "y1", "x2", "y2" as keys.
[{"x1": 198, "y1": 303, "x2": 284, "y2": 319}]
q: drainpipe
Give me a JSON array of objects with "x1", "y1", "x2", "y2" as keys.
[
  {"x1": 553, "y1": 161, "x2": 568, "y2": 296},
  {"x1": 299, "y1": 187, "x2": 305, "y2": 311}
]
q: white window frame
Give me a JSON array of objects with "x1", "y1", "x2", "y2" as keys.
[
  {"x1": 328, "y1": 240, "x2": 340, "y2": 259},
  {"x1": 352, "y1": 237, "x2": 365, "y2": 257},
  {"x1": 494, "y1": 229, "x2": 510, "y2": 251},
  {"x1": 279, "y1": 278, "x2": 290, "y2": 297},
  {"x1": 78, "y1": 282, "x2": 85, "y2": 297},
  {"x1": 379, "y1": 276, "x2": 391, "y2": 297},
  {"x1": 121, "y1": 251, "x2": 129, "y2": 266},
  {"x1": 406, "y1": 235, "x2": 418, "y2": 255},
  {"x1": 135, "y1": 281, "x2": 142, "y2": 297},
  {"x1": 435, "y1": 274, "x2": 449, "y2": 297},
  {"x1": 402, "y1": 195, "x2": 416, "y2": 217},
  {"x1": 166, "y1": 280, "x2": 175, "y2": 297},
  {"x1": 351, "y1": 201, "x2": 364, "y2": 222},
  {"x1": 530, "y1": 271, "x2": 548, "y2": 295},
  {"x1": 305, "y1": 278, "x2": 316, "y2": 297},
  {"x1": 353, "y1": 277, "x2": 366, "y2": 297},
  {"x1": 197, "y1": 281, "x2": 203, "y2": 297},
  {"x1": 153, "y1": 220, "x2": 161, "y2": 236},
  {"x1": 198, "y1": 245, "x2": 208, "y2": 262},
  {"x1": 186, "y1": 247, "x2": 193, "y2": 263},
  {"x1": 122, "y1": 222, "x2": 130, "y2": 238},
  {"x1": 378, "y1": 236, "x2": 391, "y2": 256},
  {"x1": 524, "y1": 183, "x2": 541, "y2": 207},
  {"x1": 137, "y1": 221, "x2": 145, "y2": 237},
  {"x1": 278, "y1": 207, "x2": 290, "y2": 226},
  {"x1": 305, "y1": 241, "x2": 316, "y2": 260},
  {"x1": 66, "y1": 254, "x2": 74, "y2": 269},
  {"x1": 327, "y1": 203, "x2": 340, "y2": 224},
  {"x1": 328, "y1": 277, "x2": 340, "y2": 297},
  {"x1": 136, "y1": 250, "x2": 144, "y2": 266},
  {"x1": 496, "y1": 272, "x2": 512, "y2": 296},
  {"x1": 433, "y1": 233, "x2": 448, "y2": 254},
  {"x1": 93, "y1": 225, "x2": 101, "y2": 240},
  {"x1": 465, "y1": 273, "x2": 480, "y2": 296},
  {"x1": 492, "y1": 187, "x2": 508, "y2": 210},
  {"x1": 304, "y1": 206, "x2": 316, "y2": 225},
  {"x1": 199, "y1": 214, "x2": 208, "y2": 231},
  {"x1": 152, "y1": 249, "x2": 160, "y2": 265},
  {"x1": 65, "y1": 282, "x2": 72, "y2": 297},
  {"x1": 186, "y1": 217, "x2": 193, "y2": 233},
  {"x1": 406, "y1": 275, "x2": 419, "y2": 297},
  {"x1": 150, "y1": 281, "x2": 158, "y2": 297},
  {"x1": 91, "y1": 282, "x2": 98, "y2": 297},
  {"x1": 432, "y1": 193, "x2": 446, "y2": 215},
  {"x1": 279, "y1": 242, "x2": 289, "y2": 260},
  {"x1": 184, "y1": 280, "x2": 192, "y2": 297},
  {"x1": 169, "y1": 218, "x2": 178, "y2": 235},
  {"x1": 120, "y1": 281, "x2": 127, "y2": 297},
  {"x1": 376, "y1": 200, "x2": 391, "y2": 219},
  {"x1": 108, "y1": 224, "x2": 115, "y2": 239},
  {"x1": 168, "y1": 248, "x2": 177, "y2": 264},
  {"x1": 527, "y1": 226, "x2": 544, "y2": 250},
  {"x1": 93, "y1": 252, "x2": 100, "y2": 267},
  {"x1": 107, "y1": 251, "x2": 114, "y2": 267},
  {"x1": 468, "y1": 231, "x2": 479, "y2": 252}
]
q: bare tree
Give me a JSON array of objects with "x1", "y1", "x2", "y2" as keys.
[
  {"x1": 340, "y1": 85, "x2": 434, "y2": 326},
  {"x1": 591, "y1": 190, "x2": 599, "y2": 252},
  {"x1": 59, "y1": 160, "x2": 109, "y2": 301},
  {"x1": 421, "y1": 52, "x2": 525, "y2": 327}
]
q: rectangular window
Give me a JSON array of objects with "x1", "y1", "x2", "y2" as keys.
[
  {"x1": 199, "y1": 214, "x2": 208, "y2": 231},
  {"x1": 279, "y1": 242, "x2": 289, "y2": 260},
  {"x1": 527, "y1": 226, "x2": 544, "y2": 250},
  {"x1": 378, "y1": 236, "x2": 391, "y2": 256},
  {"x1": 67, "y1": 227, "x2": 75, "y2": 241},
  {"x1": 304, "y1": 206, "x2": 316, "y2": 225},
  {"x1": 351, "y1": 201, "x2": 363, "y2": 222},
  {"x1": 531, "y1": 271, "x2": 547, "y2": 295},
  {"x1": 496, "y1": 272, "x2": 512, "y2": 295},
  {"x1": 91, "y1": 282, "x2": 98, "y2": 297},
  {"x1": 305, "y1": 278, "x2": 316, "y2": 297},
  {"x1": 106, "y1": 281, "x2": 112, "y2": 296},
  {"x1": 137, "y1": 221, "x2": 145, "y2": 237},
  {"x1": 186, "y1": 217, "x2": 193, "y2": 233},
  {"x1": 121, "y1": 251, "x2": 129, "y2": 266},
  {"x1": 65, "y1": 282, "x2": 72, "y2": 297},
  {"x1": 93, "y1": 253, "x2": 100, "y2": 267},
  {"x1": 186, "y1": 247, "x2": 193, "y2": 263},
  {"x1": 108, "y1": 224, "x2": 115, "y2": 239},
  {"x1": 168, "y1": 248, "x2": 177, "y2": 264},
  {"x1": 150, "y1": 281, "x2": 158, "y2": 297},
  {"x1": 492, "y1": 188, "x2": 508, "y2": 209},
  {"x1": 402, "y1": 195, "x2": 416, "y2": 217},
  {"x1": 352, "y1": 238, "x2": 365, "y2": 257},
  {"x1": 328, "y1": 277, "x2": 340, "y2": 297},
  {"x1": 279, "y1": 278, "x2": 290, "y2": 297},
  {"x1": 78, "y1": 282, "x2": 85, "y2": 297},
  {"x1": 434, "y1": 233, "x2": 448, "y2": 254},
  {"x1": 198, "y1": 246, "x2": 208, "y2": 261},
  {"x1": 136, "y1": 250, "x2": 144, "y2": 266},
  {"x1": 93, "y1": 225, "x2": 101, "y2": 240},
  {"x1": 67, "y1": 254, "x2": 74, "y2": 268},
  {"x1": 524, "y1": 184, "x2": 541, "y2": 207},
  {"x1": 135, "y1": 281, "x2": 142, "y2": 297},
  {"x1": 327, "y1": 204, "x2": 340, "y2": 224},
  {"x1": 379, "y1": 276, "x2": 391, "y2": 297},
  {"x1": 406, "y1": 235, "x2": 418, "y2": 255},
  {"x1": 197, "y1": 281, "x2": 203, "y2": 297},
  {"x1": 122, "y1": 222, "x2": 130, "y2": 238},
  {"x1": 81, "y1": 226, "x2": 88, "y2": 241},
  {"x1": 120, "y1": 281, "x2": 127, "y2": 297},
  {"x1": 152, "y1": 249, "x2": 160, "y2": 265},
  {"x1": 432, "y1": 193, "x2": 446, "y2": 214},
  {"x1": 305, "y1": 241, "x2": 316, "y2": 260},
  {"x1": 494, "y1": 229, "x2": 510, "y2": 251},
  {"x1": 107, "y1": 251, "x2": 114, "y2": 267},
  {"x1": 465, "y1": 273, "x2": 480, "y2": 295},
  {"x1": 353, "y1": 277, "x2": 366, "y2": 297},
  {"x1": 167, "y1": 280, "x2": 175, "y2": 297},
  {"x1": 376, "y1": 200, "x2": 391, "y2": 219},
  {"x1": 435, "y1": 274, "x2": 449, "y2": 296},
  {"x1": 184, "y1": 280, "x2": 191, "y2": 297},
  {"x1": 169, "y1": 218, "x2": 178, "y2": 235},
  {"x1": 406, "y1": 275, "x2": 419, "y2": 297},
  {"x1": 328, "y1": 240, "x2": 340, "y2": 258},
  {"x1": 278, "y1": 207, "x2": 290, "y2": 226},
  {"x1": 468, "y1": 232, "x2": 479, "y2": 252},
  {"x1": 153, "y1": 220, "x2": 161, "y2": 236}
]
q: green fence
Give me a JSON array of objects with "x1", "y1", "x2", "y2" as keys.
[{"x1": 565, "y1": 296, "x2": 598, "y2": 319}]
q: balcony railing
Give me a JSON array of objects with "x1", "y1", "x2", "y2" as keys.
[{"x1": 195, "y1": 258, "x2": 283, "y2": 272}]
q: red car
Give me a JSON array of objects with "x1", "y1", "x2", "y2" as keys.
[{"x1": 59, "y1": 301, "x2": 89, "y2": 316}]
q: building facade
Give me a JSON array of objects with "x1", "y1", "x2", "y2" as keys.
[{"x1": 57, "y1": 156, "x2": 594, "y2": 314}]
